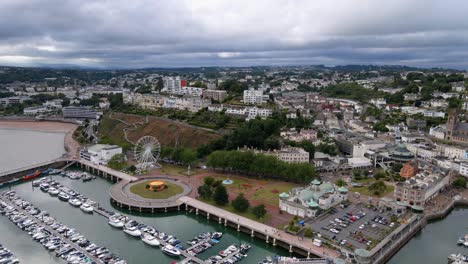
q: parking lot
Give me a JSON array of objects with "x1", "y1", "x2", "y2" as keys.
[{"x1": 307, "y1": 203, "x2": 398, "y2": 250}]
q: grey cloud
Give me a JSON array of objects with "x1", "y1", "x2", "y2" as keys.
[{"x1": 0, "y1": 0, "x2": 467, "y2": 68}]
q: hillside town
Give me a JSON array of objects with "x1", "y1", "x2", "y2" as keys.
[{"x1": 1, "y1": 65, "x2": 468, "y2": 264}]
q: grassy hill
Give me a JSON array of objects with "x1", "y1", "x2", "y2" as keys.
[{"x1": 98, "y1": 112, "x2": 221, "y2": 150}]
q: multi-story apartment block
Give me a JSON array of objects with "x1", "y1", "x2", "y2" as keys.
[{"x1": 243, "y1": 88, "x2": 267, "y2": 105}]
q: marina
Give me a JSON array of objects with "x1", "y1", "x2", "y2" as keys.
[
  {"x1": 0, "y1": 169, "x2": 293, "y2": 264},
  {"x1": 0, "y1": 191, "x2": 125, "y2": 264},
  {"x1": 0, "y1": 243, "x2": 19, "y2": 264}
]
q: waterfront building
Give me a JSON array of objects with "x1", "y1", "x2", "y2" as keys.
[
  {"x1": 279, "y1": 180, "x2": 347, "y2": 218},
  {"x1": 80, "y1": 144, "x2": 123, "y2": 165},
  {"x1": 394, "y1": 169, "x2": 449, "y2": 206},
  {"x1": 62, "y1": 106, "x2": 101, "y2": 119},
  {"x1": 0, "y1": 96, "x2": 29, "y2": 106},
  {"x1": 23, "y1": 106, "x2": 51, "y2": 115}
]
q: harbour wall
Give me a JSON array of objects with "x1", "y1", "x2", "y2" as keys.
[{"x1": 0, "y1": 160, "x2": 70, "y2": 185}]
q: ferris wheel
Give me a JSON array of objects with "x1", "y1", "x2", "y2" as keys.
[{"x1": 134, "y1": 136, "x2": 161, "y2": 169}]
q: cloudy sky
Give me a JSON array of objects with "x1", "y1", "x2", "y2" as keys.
[{"x1": 0, "y1": 0, "x2": 467, "y2": 69}]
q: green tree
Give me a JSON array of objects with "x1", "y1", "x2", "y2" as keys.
[
  {"x1": 198, "y1": 184, "x2": 213, "y2": 199},
  {"x1": 252, "y1": 204, "x2": 267, "y2": 219},
  {"x1": 213, "y1": 184, "x2": 229, "y2": 205},
  {"x1": 203, "y1": 176, "x2": 215, "y2": 187},
  {"x1": 304, "y1": 227, "x2": 312, "y2": 238},
  {"x1": 107, "y1": 153, "x2": 126, "y2": 170},
  {"x1": 368, "y1": 181, "x2": 387, "y2": 196},
  {"x1": 179, "y1": 148, "x2": 197, "y2": 165},
  {"x1": 335, "y1": 179, "x2": 346, "y2": 187},
  {"x1": 452, "y1": 176, "x2": 467, "y2": 188},
  {"x1": 392, "y1": 163, "x2": 403, "y2": 173},
  {"x1": 231, "y1": 193, "x2": 250, "y2": 212}
]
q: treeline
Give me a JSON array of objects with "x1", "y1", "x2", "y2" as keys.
[
  {"x1": 160, "y1": 146, "x2": 197, "y2": 165},
  {"x1": 386, "y1": 73, "x2": 467, "y2": 103},
  {"x1": 321, "y1": 83, "x2": 386, "y2": 103},
  {"x1": 206, "y1": 150, "x2": 316, "y2": 184}
]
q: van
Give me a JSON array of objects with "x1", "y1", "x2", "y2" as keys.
[{"x1": 313, "y1": 239, "x2": 322, "y2": 247}]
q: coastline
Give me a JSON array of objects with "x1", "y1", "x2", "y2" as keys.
[{"x1": 0, "y1": 120, "x2": 81, "y2": 158}]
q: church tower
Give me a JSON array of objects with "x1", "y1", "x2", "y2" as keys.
[{"x1": 446, "y1": 109, "x2": 459, "y2": 140}]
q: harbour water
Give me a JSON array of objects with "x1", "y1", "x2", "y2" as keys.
[{"x1": 388, "y1": 207, "x2": 468, "y2": 264}]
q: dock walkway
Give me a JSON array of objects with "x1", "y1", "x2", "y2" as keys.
[
  {"x1": 179, "y1": 196, "x2": 340, "y2": 259},
  {"x1": 0, "y1": 195, "x2": 104, "y2": 264}
]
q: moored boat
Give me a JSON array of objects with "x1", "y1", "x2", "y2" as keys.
[
  {"x1": 80, "y1": 203, "x2": 94, "y2": 213},
  {"x1": 162, "y1": 245, "x2": 181, "y2": 257},
  {"x1": 141, "y1": 233, "x2": 160, "y2": 246},
  {"x1": 23, "y1": 170, "x2": 40, "y2": 181},
  {"x1": 58, "y1": 192, "x2": 70, "y2": 201},
  {"x1": 108, "y1": 218, "x2": 124, "y2": 228},
  {"x1": 123, "y1": 226, "x2": 142, "y2": 237}
]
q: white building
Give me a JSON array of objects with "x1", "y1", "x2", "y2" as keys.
[
  {"x1": 276, "y1": 147, "x2": 310, "y2": 163},
  {"x1": 459, "y1": 162, "x2": 468, "y2": 177},
  {"x1": 163, "y1": 76, "x2": 182, "y2": 93},
  {"x1": 279, "y1": 181, "x2": 348, "y2": 218},
  {"x1": 370, "y1": 98, "x2": 387, "y2": 108},
  {"x1": 23, "y1": 106, "x2": 50, "y2": 115},
  {"x1": 442, "y1": 145, "x2": 468, "y2": 160},
  {"x1": 429, "y1": 126, "x2": 446, "y2": 140},
  {"x1": 80, "y1": 144, "x2": 123, "y2": 165},
  {"x1": 424, "y1": 110, "x2": 445, "y2": 118},
  {"x1": 243, "y1": 88, "x2": 267, "y2": 105}
]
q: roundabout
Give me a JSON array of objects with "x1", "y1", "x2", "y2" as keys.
[{"x1": 109, "y1": 176, "x2": 192, "y2": 212}]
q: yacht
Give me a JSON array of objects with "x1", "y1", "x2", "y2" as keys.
[
  {"x1": 141, "y1": 233, "x2": 160, "y2": 247},
  {"x1": 79, "y1": 203, "x2": 94, "y2": 213},
  {"x1": 108, "y1": 218, "x2": 124, "y2": 228},
  {"x1": 48, "y1": 187, "x2": 59, "y2": 196},
  {"x1": 68, "y1": 198, "x2": 82, "y2": 207},
  {"x1": 58, "y1": 192, "x2": 70, "y2": 201},
  {"x1": 212, "y1": 232, "x2": 223, "y2": 240},
  {"x1": 39, "y1": 183, "x2": 50, "y2": 192},
  {"x1": 123, "y1": 226, "x2": 142, "y2": 237},
  {"x1": 162, "y1": 245, "x2": 181, "y2": 257}
]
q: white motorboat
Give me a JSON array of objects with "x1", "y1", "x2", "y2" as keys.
[
  {"x1": 58, "y1": 192, "x2": 70, "y2": 201},
  {"x1": 80, "y1": 203, "x2": 94, "y2": 213},
  {"x1": 48, "y1": 187, "x2": 59, "y2": 196},
  {"x1": 123, "y1": 226, "x2": 142, "y2": 237},
  {"x1": 108, "y1": 218, "x2": 124, "y2": 228},
  {"x1": 68, "y1": 198, "x2": 82, "y2": 207},
  {"x1": 141, "y1": 233, "x2": 160, "y2": 247},
  {"x1": 162, "y1": 245, "x2": 181, "y2": 257}
]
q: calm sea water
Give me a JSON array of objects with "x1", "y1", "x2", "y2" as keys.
[
  {"x1": 0, "y1": 128, "x2": 66, "y2": 173},
  {"x1": 388, "y1": 207, "x2": 468, "y2": 264}
]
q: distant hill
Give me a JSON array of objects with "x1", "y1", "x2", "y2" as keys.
[{"x1": 98, "y1": 112, "x2": 221, "y2": 150}]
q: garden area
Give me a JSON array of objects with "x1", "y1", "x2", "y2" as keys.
[
  {"x1": 197, "y1": 176, "x2": 273, "y2": 223},
  {"x1": 159, "y1": 163, "x2": 200, "y2": 177},
  {"x1": 129, "y1": 180, "x2": 184, "y2": 199},
  {"x1": 208, "y1": 175, "x2": 298, "y2": 207}
]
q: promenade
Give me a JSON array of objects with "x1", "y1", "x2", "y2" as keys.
[{"x1": 179, "y1": 196, "x2": 340, "y2": 259}]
